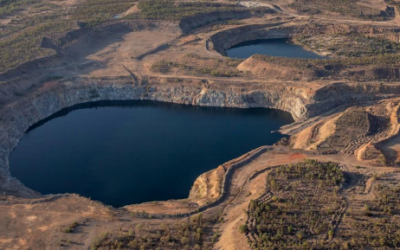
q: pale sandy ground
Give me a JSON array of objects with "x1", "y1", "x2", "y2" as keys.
[{"x1": 1, "y1": 0, "x2": 400, "y2": 249}]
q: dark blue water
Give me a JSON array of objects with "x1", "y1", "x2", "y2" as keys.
[
  {"x1": 10, "y1": 101, "x2": 293, "y2": 207},
  {"x1": 226, "y1": 39, "x2": 324, "y2": 59}
]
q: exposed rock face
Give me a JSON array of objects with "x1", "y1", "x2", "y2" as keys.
[
  {"x1": 345, "y1": 66, "x2": 400, "y2": 81},
  {"x1": 288, "y1": 93, "x2": 400, "y2": 166},
  {"x1": 210, "y1": 23, "x2": 298, "y2": 55},
  {"x1": 189, "y1": 165, "x2": 226, "y2": 200},
  {"x1": 210, "y1": 22, "x2": 400, "y2": 56},
  {"x1": 305, "y1": 82, "x2": 400, "y2": 118},
  {"x1": 0, "y1": 76, "x2": 310, "y2": 196},
  {"x1": 3, "y1": 75, "x2": 400, "y2": 197}
]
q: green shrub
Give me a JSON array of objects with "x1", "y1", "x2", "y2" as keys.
[{"x1": 239, "y1": 224, "x2": 248, "y2": 234}]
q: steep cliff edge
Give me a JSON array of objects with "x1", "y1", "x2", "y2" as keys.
[
  {"x1": 0, "y1": 76, "x2": 309, "y2": 197},
  {"x1": 2, "y1": 75, "x2": 400, "y2": 197},
  {"x1": 188, "y1": 165, "x2": 226, "y2": 200}
]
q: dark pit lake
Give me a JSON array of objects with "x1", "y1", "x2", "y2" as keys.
[
  {"x1": 10, "y1": 101, "x2": 293, "y2": 207},
  {"x1": 226, "y1": 39, "x2": 324, "y2": 59}
]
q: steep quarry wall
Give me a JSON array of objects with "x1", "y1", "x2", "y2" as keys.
[
  {"x1": 2, "y1": 76, "x2": 400, "y2": 198},
  {"x1": 210, "y1": 24, "x2": 300, "y2": 55},
  {"x1": 210, "y1": 23, "x2": 400, "y2": 55},
  {"x1": 0, "y1": 76, "x2": 309, "y2": 197},
  {"x1": 306, "y1": 82, "x2": 400, "y2": 117}
]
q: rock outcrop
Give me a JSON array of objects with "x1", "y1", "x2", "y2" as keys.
[
  {"x1": 3, "y1": 75, "x2": 400, "y2": 196},
  {"x1": 0, "y1": 75, "x2": 309, "y2": 196},
  {"x1": 189, "y1": 165, "x2": 226, "y2": 200}
]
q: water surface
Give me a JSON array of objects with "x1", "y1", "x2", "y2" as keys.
[
  {"x1": 10, "y1": 101, "x2": 293, "y2": 207},
  {"x1": 226, "y1": 39, "x2": 324, "y2": 59}
]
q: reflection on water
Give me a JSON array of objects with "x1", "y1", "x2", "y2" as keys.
[
  {"x1": 226, "y1": 39, "x2": 324, "y2": 59},
  {"x1": 10, "y1": 101, "x2": 293, "y2": 207}
]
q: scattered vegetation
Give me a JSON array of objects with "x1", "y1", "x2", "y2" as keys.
[
  {"x1": 289, "y1": 0, "x2": 390, "y2": 20},
  {"x1": 91, "y1": 231, "x2": 109, "y2": 250},
  {"x1": 318, "y1": 109, "x2": 388, "y2": 153},
  {"x1": 294, "y1": 34, "x2": 400, "y2": 57},
  {"x1": 244, "y1": 160, "x2": 400, "y2": 249},
  {"x1": 72, "y1": 3, "x2": 134, "y2": 27},
  {"x1": 82, "y1": 0, "x2": 136, "y2": 5},
  {"x1": 370, "y1": 184, "x2": 400, "y2": 216},
  {"x1": 0, "y1": 19, "x2": 75, "y2": 72},
  {"x1": 239, "y1": 224, "x2": 249, "y2": 234},
  {"x1": 254, "y1": 52, "x2": 400, "y2": 70},
  {"x1": 0, "y1": 0, "x2": 136, "y2": 72},
  {"x1": 0, "y1": 0, "x2": 249, "y2": 73},
  {"x1": 336, "y1": 181, "x2": 400, "y2": 248},
  {"x1": 62, "y1": 221, "x2": 79, "y2": 233},
  {"x1": 94, "y1": 214, "x2": 216, "y2": 249},
  {"x1": 0, "y1": 0, "x2": 53, "y2": 17},
  {"x1": 130, "y1": 0, "x2": 242, "y2": 20},
  {"x1": 0, "y1": 0, "x2": 397, "y2": 75},
  {"x1": 246, "y1": 159, "x2": 345, "y2": 249},
  {"x1": 252, "y1": 50, "x2": 400, "y2": 81}
]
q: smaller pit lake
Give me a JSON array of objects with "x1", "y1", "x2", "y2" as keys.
[
  {"x1": 226, "y1": 39, "x2": 324, "y2": 59},
  {"x1": 10, "y1": 101, "x2": 293, "y2": 207}
]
